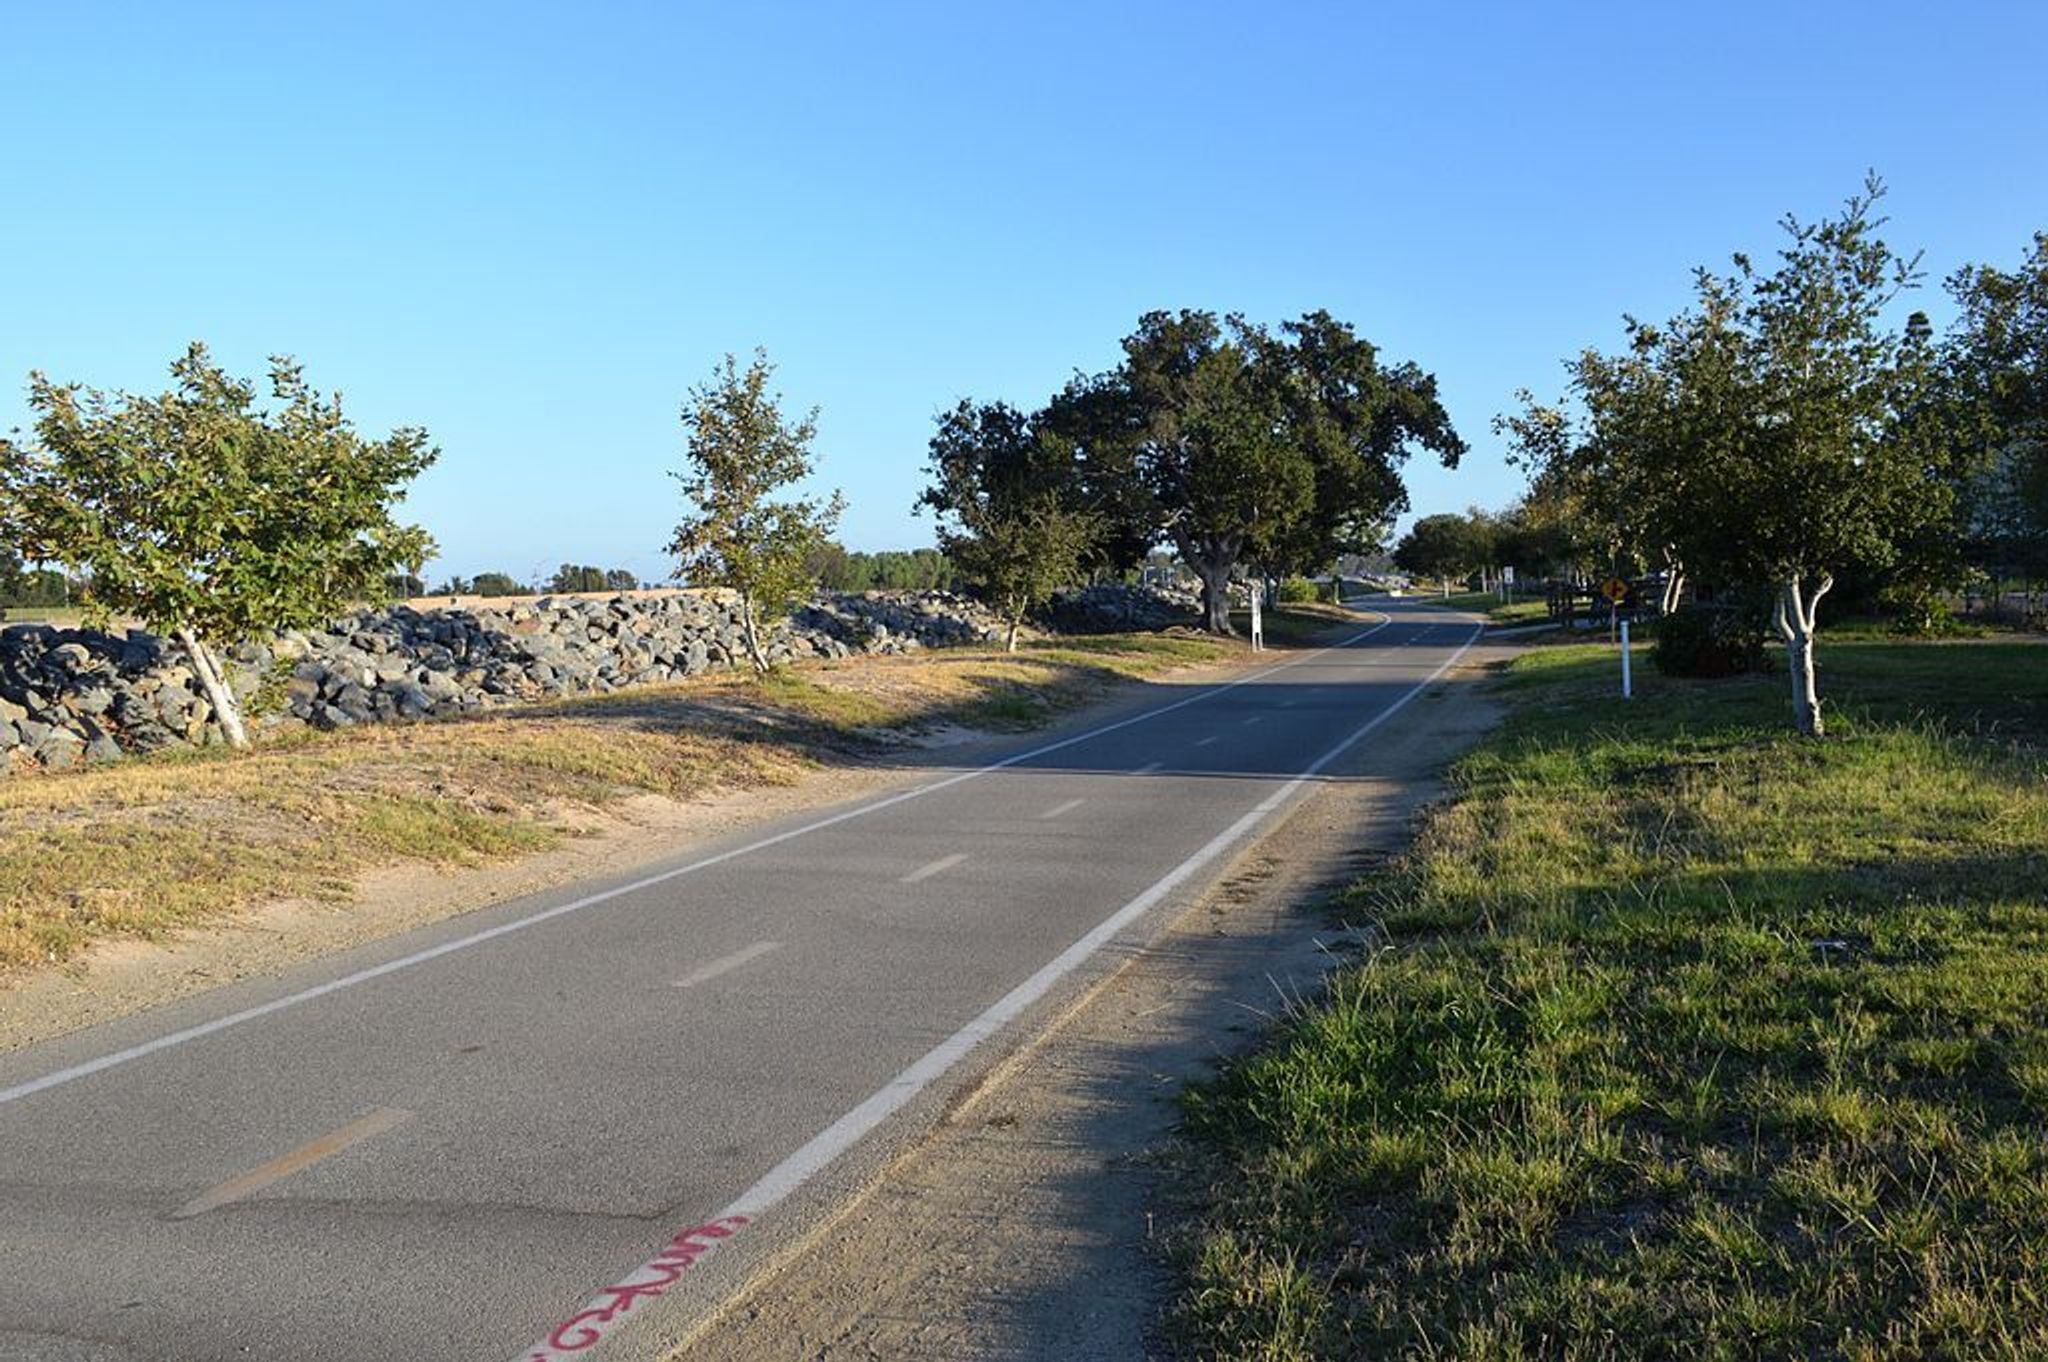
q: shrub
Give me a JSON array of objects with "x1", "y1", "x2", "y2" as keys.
[
  {"x1": 1877, "y1": 580, "x2": 1958, "y2": 636},
  {"x1": 1277, "y1": 576, "x2": 1321, "y2": 603},
  {"x1": 1653, "y1": 605, "x2": 1769, "y2": 677}
]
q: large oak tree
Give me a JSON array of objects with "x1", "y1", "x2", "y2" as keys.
[{"x1": 1115, "y1": 310, "x2": 1463, "y2": 634}]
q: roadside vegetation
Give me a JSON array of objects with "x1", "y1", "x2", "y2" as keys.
[
  {"x1": 1172, "y1": 637, "x2": 2048, "y2": 1358},
  {"x1": 0, "y1": 628, "x2": 1242, "y2": 971},
  {"x1": 1415, "y1": 588, "x2": 1551, "y2": 626}
]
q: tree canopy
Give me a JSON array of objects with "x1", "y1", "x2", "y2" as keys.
[
  {"x1": 2, "y1": 343, "x2": 436, "y2": 745},
  {"x1": 1503, "y1": 178, "x2": 1955, "y2": 734},
  {"x1": 1946, "y1": 232, "x2": 2048, "y2": 578},
  {"x1": 1031, "y1": 310, "x2": 1463, "y2": 633},
  {"x1": 669, "y1": 351, "x2": 843, "y2": 672},
  {"x1": 917, "y1": 399, "x2": 1097, "y2": 650},
  {"x1": 1392, "y1": 512, "x2": 1484, "y2": 586}
]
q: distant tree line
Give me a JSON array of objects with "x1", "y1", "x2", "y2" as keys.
[
  {"x1": 1392, "y1": 505, "x2": 1581, "y2": 597},
  {"x1": 412, "y1": 565, "x2": 643, "y2": 598},
  {"x1": 0, "y1": 547, "x2": 80, "y2": 609},
  {"x1": 804, "y1": 544, "x2": 954, "y2": 593}
]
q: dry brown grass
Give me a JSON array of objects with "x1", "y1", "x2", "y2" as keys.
[{"x1": 0, "y1": 628, "x2": 1245, "y2": 971}]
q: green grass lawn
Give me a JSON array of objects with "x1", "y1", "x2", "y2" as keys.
[
  {"x1": 1173, "y1": 638, "x2": 2048, "y2": 1359},
  {"x1": 1406, "y1": 588, "x2": 1552, "y2": 626}
]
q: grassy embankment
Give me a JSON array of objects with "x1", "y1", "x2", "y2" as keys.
[
  {"x1": 1174, "y1": 637, "x2": 2048, "y2": 1359},
  {"x1": 0, "y1": 627, "x2": 1269, "y2": 971},
  {"x1": 1407, "y1": 587, "x2": 1552, "y2": 626}
]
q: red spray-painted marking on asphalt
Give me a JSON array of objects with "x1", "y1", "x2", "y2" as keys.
[{"x1": 521, "y1": 1217, "x2": 750, "y2": 1360}]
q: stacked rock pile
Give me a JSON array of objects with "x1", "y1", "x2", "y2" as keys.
[
  {"x1": 1044, "y1": 581, "x2": 1200, "y2": 633},
  {"x1": 0, "y1": 589, "x2": 1014, "y2": 772}
]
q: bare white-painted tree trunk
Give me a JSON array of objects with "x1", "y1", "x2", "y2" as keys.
[
  {"x1": 738, "y1": 591, "x2": 770, "y2": 674},
  {"x1": 1659, "y1": 546, "x2": 1686, "y2": 616},
  {"x1": 1004, "y1": 609, "x2": 1022, "y2": 654},
  {"x1": 1772, "y1": 574, "x2": 1833, "y2": 737},
  {"x1": 175, "y1": 626, "x2": 249, "y2": 749}
]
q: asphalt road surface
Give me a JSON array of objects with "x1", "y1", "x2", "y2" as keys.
[{"x1": 0, "y1": 599, "x2": 1480, "y2": 1362}]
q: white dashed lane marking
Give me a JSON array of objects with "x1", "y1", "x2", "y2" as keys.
[
  {"x1": 673, "y1": 941, "x2": 781, "y2": 989},
  {"x1": 901, "y1": 853, "x2": 969, "y2": 884}
]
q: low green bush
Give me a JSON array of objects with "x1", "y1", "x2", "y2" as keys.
[
  {"x1": 1652, "y1": 604, "x2": 1769, "y2": 677},
  {"x1": 1277, "y1": 576, "x2": 1321, "y2": 604}
]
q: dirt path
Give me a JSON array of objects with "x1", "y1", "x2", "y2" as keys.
[{"x1": 665, "y1": 645, "x2": 1510, "y2": 1361}]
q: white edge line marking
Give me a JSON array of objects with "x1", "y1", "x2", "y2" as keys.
[
  {"x1": 1193, "y1": 735, "x2": 1219, "y2": 747},
  {"x1": 0, "y1": 615, "x2": 1392, "y2": 1110},
  {"x1": 1242, "y1": 714, "x2": 1263, "y2": 725},
  {"x1": 1038, "y1": 797, "x2": 1086, "y2": 820},
  {"x1": 672, "y1": 941, "x2": 781, "y2": 989},
  {"x1": 901, "y1": 852, "x2": 968, "y2": 884},
  {"x1": 509, "y1": 623, "x2": 1480, "y2": 1362},
  {"x1": 171, "y1": 1106, "x2": 412, "y2": 1220}
]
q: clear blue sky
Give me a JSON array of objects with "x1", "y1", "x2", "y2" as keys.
[{"x1": 5, "y1": 2, "x2": 2045, "y2": 583}]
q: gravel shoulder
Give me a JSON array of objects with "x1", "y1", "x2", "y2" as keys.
[{"x1": 663, "y1": 641, "x2": 1512, "y2": 1361}]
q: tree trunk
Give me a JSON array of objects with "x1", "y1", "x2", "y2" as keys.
[
  {"x1": 1004, "y1": 609, "x2": 1021, "y2": 654},
  {"x1": 1176, "y1": 530, "x2": 1241, "y2": 636},
  {"x1": 738, "y1": 592, "x2": 769, "y2": 674},
  {"x1": 1659, "y1": 545, "x2": 1686, "y2": 616},
  {"x1": 1772, "y1": 575, "x2": 1832, "y2": 737},
  {"x1": 1199, "y1": 562, "x2": 1234, "y2": 634},
  {"x1": 176, "y1": 626, "x2": 249, "y2": 749},
  {"x1": 1661, "y1": 570, "x2": 1686, "y2": 616}
]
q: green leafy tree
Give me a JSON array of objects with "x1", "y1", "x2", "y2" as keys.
[
  {"x1": 547, "y1": 563, "x2": 609, "y2": 594},
  {"x1": 806, "y1": 543, "x2": 957, "y2": 593},
  {"x1": 1945, "y1": 232, "x2": 2048, "y2": 580},
  {"x1": 669, "y1": 351, "x2": 844, "y2": 673},
  {"x1": 918, "y1": 400, "x2": 1098, "y2": 651},
  {"x1": 1247, "y1": 311, "x2": 1466, "y2": 580},
  {"x1": 1393, "y1": 513, "x2": 1487, "y2": 589},
  {"x1": 1117, "y1": 312, "x2": 1299, "y2": 634},
  {"x1": 2, "y1": 343, "x2": 435, "y2": 747},
  {"x1": 1498, "y1": 310, "x2": 1716, "y2": 611},
  {"x1": 1038, "y1": 371, "x2": 1154, "y2": 576},
  {"x1": 1509, "y1": 178, "x2": 1952, "y2": 735},
  {"x1": 470, "y1": 572, "x2": 526, "y2": 597},
  {"x1": 604, "y1": 567, "x2": 640, "y2": 592},
  {"x1": 1684, "y1": 181, "x2": 1948, "y2": 734},
  {"x1": 1118, "y1": 310, "x2": 1462, "y2": 634}
]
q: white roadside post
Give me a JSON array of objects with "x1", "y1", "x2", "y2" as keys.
[
  {"x1": 1621, "y1": 617, "x2": 1633, "y2": 699},
  {"x1": 1248, "y1": 578, "x2": 1264, "y2": 652}
]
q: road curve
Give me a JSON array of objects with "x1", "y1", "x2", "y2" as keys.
[{"x1": 0, "y1": 598, "x2": 1480, "y2": 1362}]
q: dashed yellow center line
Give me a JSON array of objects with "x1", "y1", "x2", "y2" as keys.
[{"x1": 170, "y1": 1106, "x2": 412, "y2": 1220}]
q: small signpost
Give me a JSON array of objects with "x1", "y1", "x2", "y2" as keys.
[
  {"x1": 1248, "y1": 579, "x2": 1264, "y2": 652},
  {"x1": 1602, "y1": 577, "x2": 1633, "y2": 699}
]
